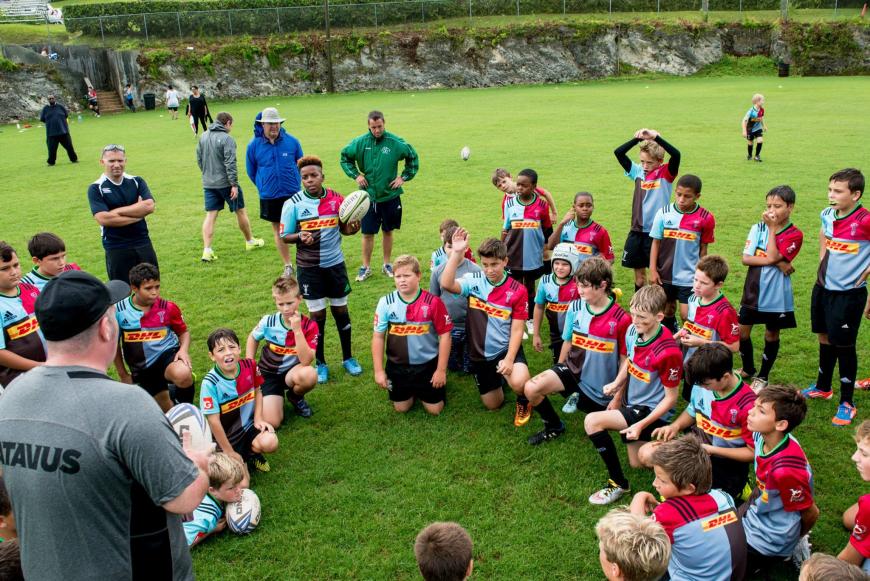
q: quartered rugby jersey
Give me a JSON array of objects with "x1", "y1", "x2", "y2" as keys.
[
  {"x1": 279, "y1": 188, "x2": 345, "y2": 268},
  {"x1": 650, "y1": 203, "x2": 716, "y2": 286},
  {"x1": 741, "y1": 222, "x2": 803, "y2": 312},
  {"x1": 534, "y1": 274, "x2": 580, "y2": 343},
  {"x1": 200, "y1": 359, "x2": 263, "y2": 449},
  {"x1": 459, "y1": 272, "x2": 528, "y2": 361},
  {"x1": 0, "y1": 283, "x2": 45, "y2": 387},
  {"x1": 744, "y1": 106, "x2": 763, "y2": 133},
  {"x1": 374, "y1": 289, "x2": 452, "y2": 366},
  {"x1": 558, "y1": 219, "x2": 614, "y2": 263},
  {"x1": 183, "y1": 493, "x2": 222, "y2": 546},
  {"x1": 683, "y1": 294, "x2": 740, "y2": 366},
  {"x1": 251, "y1": 312, "x2": 318, "y2": 375},
  {"x1": 562, "y1": 297, "x2": 630, "y2": 406},
  {"x1": 686, "y1": 379, "x2": 755, "y2": 450},
  {"x1": 653, "y1": 490, "x2": 747, "y2": 581},
  {"x1": 743, "y1": 433, "x2": 815, "y2": 557},
  {"x1": 626, "y1": 161, "x2": 676, "y2": 233},
  {"x1": 624, "y1": 325, "x2": 682, "y2": 417},
  {"x1": 850, "y1": 494, "x2": 870, "y2": 572},
  {"x1": 817, "y1": 204, "x2": 870, "y2": 291},
  {"x1": 116, "y1": 296, "x2": 186, "y2": 374},
  {"x1": 503, "y1": 194, "x2": 552, "y2": 271},
  {"x1": 20, "y1": 263, "x2": 81, "y2": 292}
]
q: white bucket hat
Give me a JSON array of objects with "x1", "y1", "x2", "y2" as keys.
[{"x1": 258, "y1": 107, "x2": 285, "y2": 123}]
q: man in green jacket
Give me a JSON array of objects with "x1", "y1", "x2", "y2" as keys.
[{"x1": 340, "y1": 110, "x2": 419, "y2": 282}]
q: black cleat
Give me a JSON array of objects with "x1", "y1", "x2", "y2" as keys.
[{"x1": 528, "y1": 422, "x2": 566, "y2": 445}]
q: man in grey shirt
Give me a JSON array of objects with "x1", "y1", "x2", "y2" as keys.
[
  {"x1": 197, "y1": 111, "x2": 264, "y2": 263},
  {"x1": 0, "y1": 271, "x2": 210, "y2": 580}
]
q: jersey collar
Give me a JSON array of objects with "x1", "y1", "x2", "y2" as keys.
[
  {"x1": 698, "y1": 292, "x2": 724, "y2": 308},
  {"x1": 303, "y1": 187, "x2": 326, "y2": 201},
  {"x1": 28, "y1": 266, "x2": 51, "y2": 281},
  {"x1": 835, "y1": 203, "x2": 863, "y2": 220},
  {"x1": 585, "y1": 296, "x2": 614, "y2": 316},
  {"x1": 636, "y1": 324, "x2": 663, "y2": 346},
  {"x1": 398, "y1": 288, "x2": 421, "y2": 304},
  {"x1": 214, "y1": 362, "x2": 241, "y2": 381}
]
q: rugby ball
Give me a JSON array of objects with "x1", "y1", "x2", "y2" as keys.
[
  {"x1": 226, "y1": 488, "x2": 261, "y2": 535},
  {"x1": 165, "y1": 403, "x2": 212, "y2": 452},
  {"x1": 460, "y1": 146, "x2": 471, "y2": 161},
  {"x1": 339, "y1": 190, "x2": 370, "y2": 224}
]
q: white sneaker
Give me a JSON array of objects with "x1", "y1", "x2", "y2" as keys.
[
  {"x1": 562, "y1": 392, "x2": 580, "y2": 414},
  {"x1": 589, "y1": 480, "x2": 629, "y2": 505},
  {"x1": 525, "y1": 320, "x2": 534, "y2": 336}
]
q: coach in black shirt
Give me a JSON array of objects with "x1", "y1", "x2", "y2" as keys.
[{"x1": 39, "y1": 94, "x2": 78, "y2": 166}]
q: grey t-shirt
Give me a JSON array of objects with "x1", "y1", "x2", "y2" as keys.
[
  {"x1": 430, "y1": 259, "x2": 482, "y2": 329},
  {"x1": 0, "y1": 365, "x2": 198, "y2": 580}
]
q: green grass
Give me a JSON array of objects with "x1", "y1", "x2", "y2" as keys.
[{"x1": 1, "y1": 76, "x2": 869, "y2": 579}]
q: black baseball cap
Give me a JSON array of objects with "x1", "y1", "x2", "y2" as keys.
[{"x1": 36, "y1": 271, "x2": 130, "y2": 341}]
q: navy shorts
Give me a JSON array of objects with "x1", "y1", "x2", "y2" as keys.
[
  {"x1": 748, "y1": 129, "x2": 763, "y2": 141},
  {"x1": 618, "y1": 405, "x2": 668, "y2": 443},
  {"x1": 205, "y1": 186, "x2": 244, "y2": 212},
  {"x1": 738, "y1": 306, "x2": 797, "y2": 330},
  {"x1": 661, "y1": 282, "x2": 693, "y2": 304},
  {"x1": 386, "y1": 359, "x2": 445, "y2": 404},
  {"x1": 811, "y1": 284, "x2": 866, "y2": 345},
  {"x1": 260, "y1": 196, "x2": 290, "y2": 223},
  {"x1": 621, "y1": 231, "x2": 653, "y2": 269},
  {"x1": 361, "y1": 196, "x2": 402, "y2": 235},
  {"x1": 297, "y1": 263, "x2": 351, "y2": 302},
  {"x1": 471, "y1": 347, "x2": 527, "y2": 395},
  {"x1": 132, "y1": 348, "x2": 177, "y2": 397}
]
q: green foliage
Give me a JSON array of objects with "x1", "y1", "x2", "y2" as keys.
[
  {"x1": 265, "y1": 39, "x2": 305, "y2": 67},
  {"x1": 178, "y1": 51, "x2": 215, "y2": 75},
  {"x1": 0, "y1": 55, "x2": 19, "y2": 72},
  {"x1": 140, "y1": 47, "x2": 172, "y2": 77},
  {"x1": 782, "y1": 21, "x2": 867, "y2": 75},
  {"x1": 693, "y1": 54, "x2": 777, "y2": 76}
]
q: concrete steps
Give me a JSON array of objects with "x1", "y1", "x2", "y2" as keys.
[{"x1": 95, "y1": 89, "x2": 125, "y2": 114}]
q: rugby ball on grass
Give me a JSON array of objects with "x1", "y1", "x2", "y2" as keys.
[
  {"x1": 226, "y1": 488, "x2": 261, "y2": 534},
  {"x1": 460, "y1": 145, "x2": 471, "y2": 161},
  {"x1": 165, "y1": 403, "x2": 212, "y2": 452},
  {"x1": 339, "y1": 190, "x2": 371, "y2": 224}
]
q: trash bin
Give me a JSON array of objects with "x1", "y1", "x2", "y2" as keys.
[
  {"x1": 778, "y1": 63, "x2": 790, "y2": 77},
  {"x1": 143, "y1": 93, "x2": 156, "y2": 110}
]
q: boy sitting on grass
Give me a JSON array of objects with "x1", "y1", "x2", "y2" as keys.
[
  {"x1": 21, "y1": 232, "x2": 81, "y2": 291},
  {"x1": 184, "y1": 452, "x2": 248, "y2": 547}
]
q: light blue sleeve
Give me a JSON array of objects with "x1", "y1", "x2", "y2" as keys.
[
  {"x1": 649, "y1": 209, "x2": 666, "y2": 240},
  {"x1": 743, "y1": 223, "x2": 760, "y2": 256},
  {"x1": 278, "y1": 198, "x2": 298, "y2": 238},
  {"x1": 458, "y1": 272, "x2": 476, "y2": 298},
  {"x1": 626, "y1": 161, "x2": 642, "y2": 180},
  {"x1": 184, "y1": 498, "x2": 221, "y2": 546},
  {"x1": 534, "y1": 279, "x2": 548, "y2": 306},
  {"x1": 251, "y1": 315, "x2": 269, "y2": 342},
  {"x1": 199, "y1": 380, "x2": 220, "y2": 416},
  {"x1": 503, "y1": 210, "x2": 511, "y2": 231},
  {"x1": 685, "y1": 386, "x2": 699, "y2": 417},
  {"x1": 561, "y1": 304, "x2": 578, "y2": 342},
  {"x1": 373, "y1": 297, "x2": 389, "y2": 333}
]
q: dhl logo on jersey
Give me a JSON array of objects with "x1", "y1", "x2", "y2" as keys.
[
  {"x1": 300, "y1": 217, "x2": 339, "y2": 231},
  {"x1": 572, "y1": 334, "x2": 615, "y2": 353},
  {"x1": 683, "y1": 321, "x2": 713, "y2": 340},
  {"x1": 574, "y1": 243, "x2": 593, "y2": 255},
  {"x1": 640, "y1": 180, "x2": 661, "y2": 190},
  {"x1": 696, "y1": 414, "x2": 743, "y2": 440},
  {"x1": 627, "y1": 360, "x2": 651, "y2": 383},
  {"x1": 825, "y1": 239, "x2": 859, "y2": 254},
  {"x1": 758, "y1": 480, "x2": 768, "y2": 503},
  {"x1": 389, "y1": 323, "x2": 430, "y2": 336},
  {"x1": 7, "y1": 316, "x2": 39, "y2": 340},
  {"x1": 269, "y1": 343, "x2": 298, "y2": 356},
  {"x1": 753, "y1": 248, "x2": 768, "y2": 257},
  {"x1": 220, "y1": 389, "x2": 256, "y2": 414},
  {"x1": 701, "y1": 510, "x2": 737, "y2": 532},
  {"x1": 469, "y1": 297, "x2": 510, "y2": 320},
  {"x1": 510, "y1": 220, "x2": 541, "y2": 230},
  {"x1": 546, "y1": 302, "x2": 570, "y2": 313},
  {"x1": 663, "y1": 229, "x2": 697, "y2": 241},
  {"x1": 123, "y1": 329, "x2": 168, "y2": 342}
]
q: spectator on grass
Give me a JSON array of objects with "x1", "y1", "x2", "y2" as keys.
[
  {"x1": 186, "y1": 85, "x2": 210, "y2": 135},
  {"x1": 414, "y1": 522, "x2": 473, "y2": 580},
  {"x1": 40, "y1": 93, "x2": 78, "y2": 166},
  {"x1": 165, "y1": 84, "x2": 180, "y2": 120}
]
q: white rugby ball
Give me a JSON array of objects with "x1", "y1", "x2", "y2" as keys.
[
  {"x1": 339, "y1": 190, "x2": 371, "y2": 224},
  {"x1": 460, "y1": 145, "x2": 471, "y2": 161},
  {"x1": 165, "y1": 403, "x2": 212, "y2": 452},
  {"x1": 226, "y1": 488, "x2": 261, "y2": 535}
]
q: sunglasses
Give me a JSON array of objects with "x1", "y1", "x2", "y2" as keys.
[{"x1": 102, "y1": 144, "x2": 126, "y2": 153}]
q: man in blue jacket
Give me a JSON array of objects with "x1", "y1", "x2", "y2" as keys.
[{"x1": 246, "y1": 107, "x2": 304, "y2": 277}]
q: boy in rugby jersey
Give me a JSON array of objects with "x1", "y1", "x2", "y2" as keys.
[
  {"x1": 0, "y1": 242, "x2": 45, "y2": 389},
  {"x1": 430, "y1": 225, "x2": 482, "y2": 375},
  {"x1": 113, "y1": 263, "x2": 194, "y2": 412},
  {"x1": 596, "y1": 507, "x2": 671, "y2": 581},
  {"x1": 280, "y1": 155, "x2": 363, "y2": 384},
  {"x1": 630, "y1": 435, "x2": 747, "y2": 581},
  {"x1": 503, "y1": 169, "x2": 554, "y2": 337},
  {"x1": 525, "y1": 257, "x2": 631, "y2": 445},
  {"x1": 184, "y1": 452, "x2": 248, "y2": 547},
  {"x1": 803, "y1": 168, "x2": 870, "y2": 426},
  {"x1": 548, "y1": 192, "x2": 614, "y2": 265},
  {"x1": 532, "y1": 243, "x2": 581, "y2": 362},
  {"x1": 584, "y1": 284, "x2": 682, "y2": 505},
  {"x1": 614, "y1": 128, "x2": 681, "y2": 290},
  {"x1": 245, "y1": 276, "x2": 318, "y2": 426},
  {"x1": 742, "y1": 93, "x2": 766, "y2": 162},
  {"x1": 738, "y1": 185, "x2": 803, "y2": 391},
  {"x1": 201, "y1": 328, "x2": 278, "y2": 473},
  {"x1": 440, "y1": 229, "x2": 533, "y2": 425},
  {"x1": 648, "y1": 175, "x2": 715, "y2": 333},
  {"x1": 639, "y1": 343, "x2": 755, "y2": 502},
  {"x1": 838, "y1": 420, "x2": 870, "y2": 572},
  {"x1": 801, "y1": 553, "x2": 868, "y2": 581},
  {"x1": 372, "y1": 255, "x2": 453, "y2": 415},
  {"x1": 491, "y1": 168, "x2": 558, "y2": 223},
  {"x1": 20, "y1": 232, "x2": 81, "y2": 291},
  {"x1": 742, "y1": 385, "x2": 818, "y2": 577},
  {"x1": 430, "y1": 219, "x2": 474, "y2": 271}
]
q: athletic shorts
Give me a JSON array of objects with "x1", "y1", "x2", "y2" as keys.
[
  {"x1": 386, "y1": 359, "x2": 445, "y2": 404},
  {"x1": 618, "y1": 405, "x2": 668, "y2": 443},
  {"x1": 661, "y1": 282, "x2": 693, "y2": 304},
  {"x1": 470, "y1": 347, "x2": 527, "y2": 395},
  {"x1": 361, "y1": 196, "x2": 402, "y2": 235},
  {"x1": 259, "y1": 196, "x2": 291, "y2": 223},
  {"x1": 738, "y1": 306, "x2": 797, "y2": 330},
  {"x1": 748, "y1": 129, "x2": 763, "y2": 141},
  {"x1": 260, "y1": 369, "x2": 293, "y2": 398},
  {"x1": 132, "y1": 348, "x2": 177, "y2": 397},
  {"x1": 168, "y1": 106, "x2": 179, "y2": 111},
  {"x1": 105, "y1": 242, "x2": 158, "y2": 284},
  {"x1": 550, "y1": 362, "x2": 580, "y2": 394},
  {"x1": 621, "y1": 231, "x2": 653, "y2": 269},
  {"x1": 204, "y1": 186, "x2": 244, "y2": 212},
  {"x1": 810, "y1": 284, "x2": 867, "y2": 345},
  {"x1": 297, "y1": 263, "x2": 351, "y2": 305},
  {"x1": 229, "y1": 425, "x2": 260, "y2": 461}
]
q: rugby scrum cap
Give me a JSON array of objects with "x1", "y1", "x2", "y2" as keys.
[
  {"x1": 36, "y1": 271, "x2": 130, "y2": 341},
  {"x1": 258, "y1": 107, "x2": 285, "y2": 123},
  {"x1": 552, "y1": 243, "x2": 581, "y2": 275}
]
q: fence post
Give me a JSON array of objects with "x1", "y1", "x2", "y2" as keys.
[
  {"x1": 176, "y1": 12, "x2": 181, "y2": 39},
  {"x1": 833, "y1": 0, "x2": 838, "y2": 16},
  {"x1": 468, "y1": 0, "x2": 472, "y2": 23},
  {"x1": 608, "y1": 0, "x2": 612, "y2": 14},
  {"x1": 780, "y1": 0, "x2": 787, "y2": 20},
  {"x1": 374, "y1": 3, "x2": 378, "y2": 28},
  {"x1": 143, "y1": 14, "x2": 148, "y2": 41},
  {"x1": 516, "y1": 0, "x2": 520, "y2": 15},
  {"x1": 562, "y1": 0, "x2": 566, "y2": 14},
  {"x1": 421, "y1": 1, "x2": 425, "y2": 22},
  {"x1": 739, "y1": 0, "x2": 742, "y2": 14},
  {"x1": 228, "y1": 11, "x2": 233, "y2": 35},
  {"x1": 656, "y1": 0, "x2": 660, "y2": 12},
  {"x1": 276, "y1": 7, "x2": 281, "y2": 32},
  {"x1": 99, "y1": 16, "x2": 105, "y2": 45},
  {"x1": 702, "y1": 0, "x2": 709, "y2": 17}
]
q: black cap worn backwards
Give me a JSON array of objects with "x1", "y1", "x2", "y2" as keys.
[{"x1": 36, "y1": 271, "x2": 130, "y2": 341}]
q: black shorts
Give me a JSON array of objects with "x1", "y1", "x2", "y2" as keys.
[
  {"x1": 204, "y1": 186, "x2": 245, "y2": 212},
  {"x1": 361, "y1": 196, "x2": 402, "y2": 235},
  {"x1": 105, "y1": 241, "x2": 158, "y2": 284},
  {"x1": 551, "y1": 363, "x2": 580, "y2": 394},
  {"x1": 386, "y1": 359, "x2": 445, "y2": 404},
  {"x1": 661, "y1": 282, "x2": 693, "y2": 304},
  {"x1": 260, "y1": 369, "x2": 291, "y2": 398},
  {"x1": 738, "y1": 306, "x2": 797, "y2": 330},
  {"x1": 259, "y1": 196, "x2": 290, "y2": 223},
  {"x1": 297, "y1": 263, "x2": 352, "y2": 302},
  {"x1": 470, "y1": 347, "x2": 527, "y2": 395},
  {"x1": 132, "y1": 348, "x2": 177, "y2": 397},
  {"x1": 811, "y1": 284, "x2": 866, "y2": 345},
  {"x1": 621, "y1": 231, "x2": 653, "y2": 269},
  {"x1": 712, "y1": 455, "x2": 750, "y2": 502},
  {"x1": 618, "y1": 405, "x2": 668, "y2": 443},
  {"x1": 168, "y1": 106, "x2": 179, "y2": 111},
  {"x1": 748, "y1": 129, "x2": 763, "y2": 141},
  {"x1": 229, "y1": 425, "x2": 259, "y2": 461}
]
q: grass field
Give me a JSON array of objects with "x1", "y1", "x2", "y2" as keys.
[{"x1": 1, "y1": 75, "x2": 869, "y2": 579}]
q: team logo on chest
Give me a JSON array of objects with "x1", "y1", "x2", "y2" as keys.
[
  {"x1": 505, "y1": 291, "x2": 513, "y2": 301},
  {"x1": 422, "y1": 305, "x2": 429, "y2": 318},
  {"x1": 608, "y1": 321, "x2": 617, "y2": 336},
  {"x1": 852, "y1": 222, "x2": 860, "y2": 237},
  {"x1": 730, "y1": 409, "x2": 739, "y2": 424},
  {"x1": 158, "y1": 311, "x2": 165, "y2": 323},
  {"x1": 303, "y1": 284, "x2": 310, "y2": 296}
]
